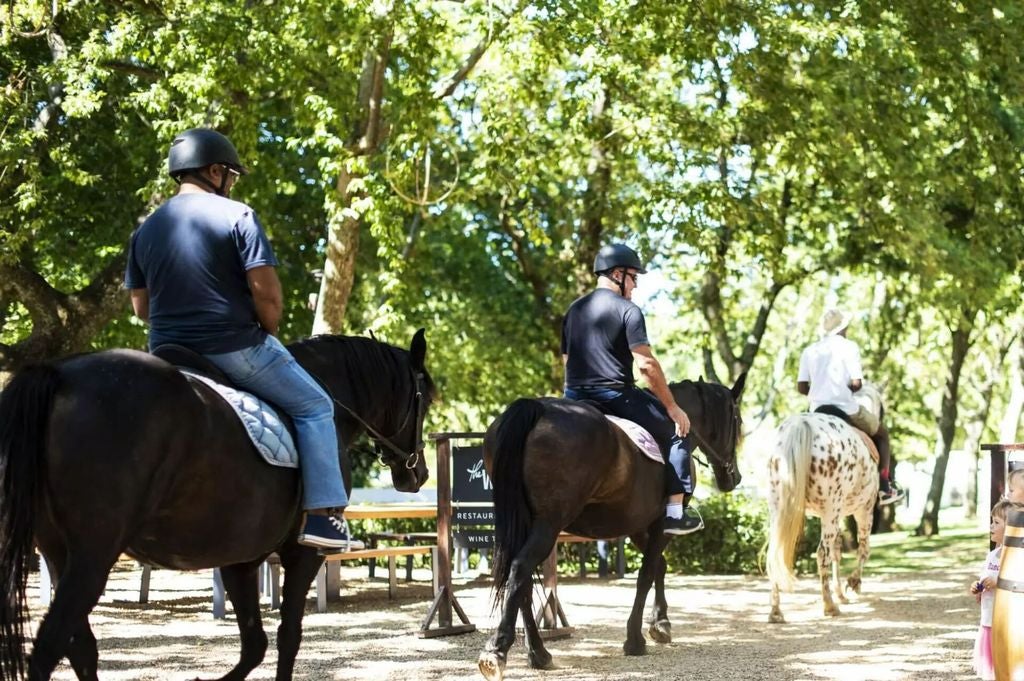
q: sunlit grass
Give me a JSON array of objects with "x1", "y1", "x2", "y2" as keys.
[{"x1": 869, "y1": 523, "x2": 986, "y2": 574}]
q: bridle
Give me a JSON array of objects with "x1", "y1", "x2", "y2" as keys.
[
  {"x1": 688, "y1": 392, "x2": 740, "y2": 479},
  {"x1": 331, "y1": 368, "x2": 426, "y2": 472}
]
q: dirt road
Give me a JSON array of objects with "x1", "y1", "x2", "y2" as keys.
[{"x1": 27, "y1": 555, "x2": 980, "y2": 681}]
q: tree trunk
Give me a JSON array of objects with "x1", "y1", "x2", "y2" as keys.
[
  {"x1": 312, "y1": 168, "x2": 362, "y2": 335},
  {"x1": 916, "y1": 314, "x2": 975, "y2": 536}
]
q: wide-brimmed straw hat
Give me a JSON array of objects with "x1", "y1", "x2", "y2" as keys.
[{"x1": 820, "y1": 308, "x2": 853, "y2": 336}]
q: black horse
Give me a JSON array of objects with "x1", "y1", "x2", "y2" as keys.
[
  {"x1": 477, "y1": 375, "x2": 745, "y2": 681},
  {"x1": 0, "y1": 331, "x2": 435, "y2": 681}
]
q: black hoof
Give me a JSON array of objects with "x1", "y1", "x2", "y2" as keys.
[
  {"x1": 623, "y1": 638, "x2": 647, "y2": 656},
  {"x1": 528, "y1": 650, "x2": 555, "y2": 670}
]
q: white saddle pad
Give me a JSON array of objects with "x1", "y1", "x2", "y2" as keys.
[{"x1": 182, "y1": 370, "x2": 299, "y2": 468}]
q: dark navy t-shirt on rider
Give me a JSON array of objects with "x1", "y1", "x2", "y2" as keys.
[
  {"x1": 561, "y1": 288, "x2": 650, "y2": 389},
  {"x1": 124, "y1": 192, "x2": 278, "y2": 354}
]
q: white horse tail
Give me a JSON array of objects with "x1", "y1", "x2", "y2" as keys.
[{"x1": 767, "y1": 415, "x2": 813, "y2": 592}]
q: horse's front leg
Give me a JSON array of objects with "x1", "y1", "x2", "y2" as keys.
[
  {"x1": 817, "y1": 519, "x2": 841, "y2": 617},
  {"x1": 624, "y1": 528, "x2": 662, "y2": 655},
  {"x1": 643, "y1": 533, "x2": 672, "y2": 644},
  {"x1": 847, "y1": 506, "x2": 874, "y2": 595}
]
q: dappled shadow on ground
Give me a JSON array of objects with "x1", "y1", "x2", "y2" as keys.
[{"x1": 29, "y1": 557, "x2": 977, "y2": 680}]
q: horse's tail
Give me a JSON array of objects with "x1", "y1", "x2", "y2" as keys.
[
  {"x1": 0, "y1": 363, "x2": 60, "y2": 680},
  {"x1": 489, "y1": 398, "x2": 546, "y2": 611},
  {"x1": 766, "y1": 415, "x2": 812, "y2": 593}
]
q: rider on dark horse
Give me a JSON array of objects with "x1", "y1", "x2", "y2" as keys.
[
  {"x1": 797, "y1": 307, "x2": 905, "y2": 506},
  {"x1": 561, "y1": 243, "x2": 703, "y2": 535},
  {"x1": 124, "y1": 127, "x2": 363, "y2": 550}
]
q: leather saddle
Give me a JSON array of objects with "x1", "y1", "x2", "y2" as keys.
[{"x1": 151, "y1": 344, "x2": 298, "y2": 440}]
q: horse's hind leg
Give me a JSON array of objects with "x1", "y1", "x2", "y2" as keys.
[
  {"x1": 199, "y1": 562, "x2": 266, "y2": 681},
  {"x1": 769, "y1": 580, "x2": 785, "y2": 623},
  {"x1": 519, "y1": 589, "x2": 553, "y2": 671},
  {"x1": 817, "y1": 514, "x2": 841, "y2": 617},
  {"x1": 29, "y1": 554, "x2": 115, "y2": 680},
  {"x1": 32, "y1": 546, "x2": 102, "y2": 681},
  {"x1": 66, "y1": 619, "x2": 99, "y2": 681},
  {"x1": 832, "y1": 533, "x2": 848, "y2": 604},
  {"x1": 479, "y1": 522, "x2": 560, "y2": 681},
  {"x1": 847, "y1": 505, "x2": 874, "y2": 595}
]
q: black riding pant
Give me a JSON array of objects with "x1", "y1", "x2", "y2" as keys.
[{"x1": 565, "y1": 385, "x2": 692, "y2": 497}]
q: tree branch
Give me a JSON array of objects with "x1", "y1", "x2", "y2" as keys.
[{"x1": 432, "y1": 0, "x2": 529, "y2": 100}]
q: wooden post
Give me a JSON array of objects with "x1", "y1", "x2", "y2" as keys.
[
  {"x1": 982, "y1": 444, "x2": 1024, "y2": 550},
  {"x1": 531, "y1": 544, "x2": 573, "y2": 640},
  {"x1": 419, "y1": 433, "x2": 477, "y2": 637},
  {"x1": 436, "y1": 435, "x2": 453, "y2": 628}
]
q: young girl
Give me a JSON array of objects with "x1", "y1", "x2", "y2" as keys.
[{"x1": 971, "y1": 498, "x2": 1017, "y2": 680}]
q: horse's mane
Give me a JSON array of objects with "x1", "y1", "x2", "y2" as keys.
[{"x1": 291, "y1": 334, "x2": 435, "y2": 425}]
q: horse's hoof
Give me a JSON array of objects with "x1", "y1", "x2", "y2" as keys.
[
  {"x1": 847, "y1": 577, "x2": 862, "y2": 594},
  {"x1": 478, "y1": 651, "x2": 506, "y2": 681},
  {"x1": 623, "y1": 638, "x2": 647, "y2": 656},
  {"x1": 768, "y1": 611, "x2": 786, "y2": 624},
  {"x1": 528, "y1": 650, "x2": 555, "y2": 670},
  {"x1": 647, "y1": 619, "x2": 672, "y2": 643},
  {"x1": 824, "y1": 605, "x2": 841, "y2": 617}
]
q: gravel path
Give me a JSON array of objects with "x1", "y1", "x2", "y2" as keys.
[{"x1": 28, "y1": 556, "x2": 979, "y2": 681}]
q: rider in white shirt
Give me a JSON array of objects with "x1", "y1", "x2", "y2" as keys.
[{"x1": 797, "y1": 309, "x2": 904, "y2": 506}]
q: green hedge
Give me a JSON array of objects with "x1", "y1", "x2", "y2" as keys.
[{"x1": 662, "y1": 492, "x2": 821, "y2": 575}]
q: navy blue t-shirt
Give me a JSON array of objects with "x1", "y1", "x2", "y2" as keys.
[
  {"x1": 124, "y1": 192, "x2": 278, "y2": 354},
  {"x1": 561, "y1": 288, "x2": 650, "y2": 389}
]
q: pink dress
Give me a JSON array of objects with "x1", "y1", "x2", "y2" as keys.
[{"x1": 975, "y1": 546, "x2": 1002, "y2": 680}]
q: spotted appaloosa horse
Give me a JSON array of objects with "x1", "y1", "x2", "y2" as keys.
[{"x1": 765, "y1": 411, "x2": 879, "y2": 623}]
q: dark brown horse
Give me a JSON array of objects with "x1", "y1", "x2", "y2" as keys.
[
  {"x1": 477, "y1": 375, "x2": 745, "y2": 680},
  {"x1": 0, "y1": 331, "x2": 435, "y2": 681}
]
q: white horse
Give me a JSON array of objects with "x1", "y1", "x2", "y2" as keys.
[{"x1": 765, "y1": 385, "x2": 883, "y2": 622}]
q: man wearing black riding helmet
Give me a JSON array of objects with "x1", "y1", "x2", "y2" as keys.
[
  {"x1": 561, "y1": 243, "x2": 703, "y2": 535},
  {"x1": 124, "y1": 128, "x2": 363, "y2": 551}
]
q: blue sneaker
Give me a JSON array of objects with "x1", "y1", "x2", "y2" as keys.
[
  {"x1": 664, "y1": 507, "x2": 704, "y2": 536},
  {"x1": 298, "y1": 514, "x2": 365, "y2": 551}
]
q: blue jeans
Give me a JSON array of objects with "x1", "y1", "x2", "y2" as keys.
[
  {"x1": 206, "y1": 334, "x2": 348, "y2": 510},
  {"x1": 565, "y1": 385, "x2": 693, "y2": 496}
]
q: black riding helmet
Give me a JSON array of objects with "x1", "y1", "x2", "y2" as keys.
[
  {"x1": 168, "y1": 128, "x2": 248, "y2": 196},
  {"x1": 593, "y1": 243, "x2": 647, "y2": 275}
]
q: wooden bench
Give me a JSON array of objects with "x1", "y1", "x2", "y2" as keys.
[
  {"x1": 315, "y1": 545, "x2": 438, "y2": 612},
  {"x1": 366, "y1": 531, "x2": 438, "y2": 580},
  {"x1": 220, "y1": 545, "x2": 438, "y2": 617}
]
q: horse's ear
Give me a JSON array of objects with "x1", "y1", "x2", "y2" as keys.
[
  {"x1": 698, "y1": 375, "x2": 705, "y2": 383},
  {"x1": 731, "y1": 371, "x2": 747, "y2": 400},
  {"x1": 410, "y1": 328, "x2": 427, "y2": 370}
]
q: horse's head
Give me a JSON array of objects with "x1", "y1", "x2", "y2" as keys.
[
  {"x1": 672, "y1": 372, "x2": 746, "y2": 493},
  {"x1": 292, "y1": 330, "x2": 436, "y2": 493},
  {"x1": 372, "y1": 328, "x2": 436, "y2": 492}
]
